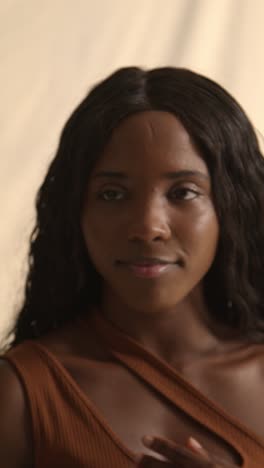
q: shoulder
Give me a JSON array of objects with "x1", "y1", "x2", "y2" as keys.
[
  {"x1": 257, "y1": 344, "x2": 264, "y2": 379},
  {"x1": 0, "y1": 359, "x2": 33, "y2": 468},
  {"x1": 38, "y1": 314, "x2": 109, "y2": 361}
]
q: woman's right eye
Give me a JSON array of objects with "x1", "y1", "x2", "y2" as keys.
[{"x1": 98, "y1": 189, "x2": 125, "y2": 201}]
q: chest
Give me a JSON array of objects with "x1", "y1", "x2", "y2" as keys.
[{"x1": 61, "y1": 358, "x2": 263, "y2": 466}]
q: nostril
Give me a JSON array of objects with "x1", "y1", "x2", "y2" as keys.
[{"x1": 128, "y1": 224, "x2": 171, "y2": 243}]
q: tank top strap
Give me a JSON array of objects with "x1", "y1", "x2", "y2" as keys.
[
  {"x1": 90, "y1": 311, "x2": 264, "y2": 467},
  {"x1": 3, "y1": 339, "x2": 135, "y2": 468},
  {"x1": 3, "y1": 340, "x2": 70, "y2": 455}
]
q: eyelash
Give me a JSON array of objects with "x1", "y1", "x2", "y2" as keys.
[
  {"x1": 170, "y1": 187, "x2": 200, "y2": 200},
  {"x1": 97, "y1": 187, "x2": 201, "y2": 202}
]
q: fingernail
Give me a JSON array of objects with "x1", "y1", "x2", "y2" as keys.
[
  {"x1": 188, "y1": 437, "x2": 203, "y2": 450},
  {"x1": 142, "y1": 435, "x2": 154, "y2": 446}
]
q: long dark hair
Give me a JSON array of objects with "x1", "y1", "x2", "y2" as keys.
[{"x1": 5, "y1": 66, "x2": 264, "y2": 349}]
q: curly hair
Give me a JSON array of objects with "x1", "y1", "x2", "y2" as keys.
[{"x1": 5, "y1": 66, "x2": 264, "y2": 349}]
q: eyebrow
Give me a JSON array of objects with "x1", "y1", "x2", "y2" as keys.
[{"x1": 93, "y1": 170, "x2": 209, "y2": 181}]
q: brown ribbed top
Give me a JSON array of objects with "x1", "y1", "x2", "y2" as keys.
[{"x1": 3, "y1": 312, "x2": 264, "y2": 467}]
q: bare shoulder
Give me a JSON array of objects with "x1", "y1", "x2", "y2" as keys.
[
  {"x1": 0, "y1": 359, "x2": 33, "y2": 468},
  {"x1": 256, "y1": 343, "x2": 264, "y2": 379},
  {"x1": 245, "y1": 342, "x2": 264, "y2": 374},
  {"x1": 39, "y1": 315, "x2": 108, "y2": 361}
]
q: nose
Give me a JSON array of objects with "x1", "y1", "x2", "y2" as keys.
[{"x1": 127, "y1": 198, "x2": 171, "y2": 243}]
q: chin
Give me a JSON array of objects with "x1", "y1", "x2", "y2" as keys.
[{"x1": 102, "y1": 275, "x2": 193, "y2": 313}]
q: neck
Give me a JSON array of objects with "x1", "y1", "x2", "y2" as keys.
[{"x1": 100, "y1": 287, "x2": 234, "y2": 368}]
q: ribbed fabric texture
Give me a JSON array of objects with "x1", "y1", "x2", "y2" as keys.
[
  {"x1": 3, "y1": 312, "x2": 264, "y2": 467},
  {"x1": 4, "y1": 339, "x2": 135, "y2": 468}
]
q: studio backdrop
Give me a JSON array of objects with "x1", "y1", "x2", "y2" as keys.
[{"x1": 1, "y1": 0, "x2": 264, "y2": 344}]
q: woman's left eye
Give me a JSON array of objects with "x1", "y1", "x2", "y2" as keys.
[{"x1": 169, "y1": 187, "x2": 200, "y2": 201}]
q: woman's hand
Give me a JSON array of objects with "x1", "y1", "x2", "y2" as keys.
[{"x1": 136, "y1": 435, "x2": 238, "y2": 467}]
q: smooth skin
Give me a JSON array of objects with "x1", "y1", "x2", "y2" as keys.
[{"x1": 1, "y1": 111, "x2": 264, "y2": 467}]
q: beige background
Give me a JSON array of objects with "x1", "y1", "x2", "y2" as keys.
[{"x1": 1, "y1": 0, "x2": 264, "y2": 343}]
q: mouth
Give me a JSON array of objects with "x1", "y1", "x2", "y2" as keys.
[{"x1": 116, "y1": 257, "x2": 183, "y2": 279}]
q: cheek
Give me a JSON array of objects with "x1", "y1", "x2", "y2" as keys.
[
  {"x1": 81, "y1": 210, "x2": 115, "y2": 266},
  {"x1": 185, "y1": 209, "x2": 219, "y2": 266}
]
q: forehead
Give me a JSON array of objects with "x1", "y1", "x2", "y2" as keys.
[{"x1": 97, "y1": 110, "x2": 208, "y2": 174}]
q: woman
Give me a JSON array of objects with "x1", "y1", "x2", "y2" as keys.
[{"x1": 1, "y1": 67, "x2": 264, "y2": 468}]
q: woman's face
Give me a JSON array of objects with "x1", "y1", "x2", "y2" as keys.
[{"x1": 82, "y1": 111, "x2": 219, "y2": 313}]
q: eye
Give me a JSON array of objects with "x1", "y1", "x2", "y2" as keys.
[
  {"x1": 98, "y1": 189, "x2": 125, "y2": 201},
  {"x1": 169, "y1": 187, "x2": 200, "y2": 201}
]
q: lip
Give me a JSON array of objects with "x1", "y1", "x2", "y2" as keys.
[
  {"x1": 117, "y1": 256, "x2": 178, "y2": 265},
  {"x1": 127, "y1": 263, "x2": 176, "y2": 278},
  {"x1": 116, "y1": 257, "x2": 182, "y2": 279}
]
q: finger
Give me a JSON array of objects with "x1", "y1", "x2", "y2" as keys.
[
  {"x1": 186, "y1": 437, "x2": 211, "y2": 461},
  {"x1": 186, "y1": 438, "x2": 238, "y2": 468},
  {"x1": 142, "y1": 436, "x2": 211, "y2": 467}
]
